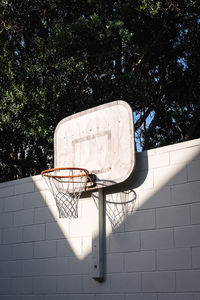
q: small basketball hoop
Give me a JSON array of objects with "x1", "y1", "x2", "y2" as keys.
[{"x1": 41, "y1": 167, "x2": 90, "y2": 218}]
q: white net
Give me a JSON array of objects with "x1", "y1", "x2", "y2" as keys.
[{"x1": 42, "y1": 168, "x2": 88, "y2": 218}]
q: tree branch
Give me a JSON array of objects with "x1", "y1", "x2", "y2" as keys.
[
  {"x1": 132, "y1": 55, "x2": 144, "y2": 73},
  {"x1": 134, "y1": 107, "x2": 152, "y2": 130},
  {"x1": 183, "y1": 103, "x2": 200, "y2": 141},
  {"x1": 142, "y1": 102, "x2": 166, "y2": 150}
]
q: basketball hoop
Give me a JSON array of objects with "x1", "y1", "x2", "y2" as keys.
[{"x1": 41, "y1": 167, "x2": 89, "y2": 218}]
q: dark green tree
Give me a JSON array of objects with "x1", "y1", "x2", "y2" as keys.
[{"x1": 0, "y1": 0, "x2": 200, "y2": 182}]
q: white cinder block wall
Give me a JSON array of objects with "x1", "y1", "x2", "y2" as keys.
[{"x1": 0, "y1": 138, "x2": 200, "y2": 300}]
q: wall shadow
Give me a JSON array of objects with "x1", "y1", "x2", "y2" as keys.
[{"x1": 0, "y1": 141, "x2": 200, "y2": 297}]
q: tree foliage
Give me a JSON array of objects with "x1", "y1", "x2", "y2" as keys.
[{"x1": 0, "y1": 0, "x2": 200, "y2": 182}]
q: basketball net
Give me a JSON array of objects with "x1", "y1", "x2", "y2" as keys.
[{"x1": 42, "y1": 168, "x2": 88, "y2": 218}]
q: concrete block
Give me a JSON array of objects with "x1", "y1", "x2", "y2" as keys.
[
  {"x1": 34, "y1": 240, "x2": 56, "y2": 258},
  {"x1": 34, "y1": 207, "x2": 55, "y2": 224},
  {"x1": 22, "y1": 259, "x2": 43, "y2": 276},
  {"x1": 69, "y1": 295, "x2": 95, "y2": 300},
  {"x1": 106, "y1": 253, "x2": 124, "y2": 273},
  {"x1": 3, "y1": 227, "x2": 23, "y2": 244},
  {"x1": 142, "y1": 271, "x2": 175, "y2": 292},
  {"x1": 148, "y1": 152, "x2": 170, "y2": 169},
  {"x1": 124, "y1": 250, "x2": 155, "y2": 272},
  {"x1": 0, "y1": 198, "x2": 4, "y2": 212},
  {"x1": 44, "y1": 296, "x2": 78, "y2": 300},
  {"x1": 153, "y1": 163, "x2": 187, "y2": 187},
  {"x1": 4, "y1": 194, "x2": 23, "y2": 212},
  {"x1": 13, "y1": 209, "x2": 34, "y2": 226},
  {"x1": 157, "y1": 248, "x2": 191, "y2": 270},
  {"x1": 46, "y1": 222, "x2": 65, "y2": 240},
  {"x1": 57, "y1": 275, "x2": 83, "y2": 293},
  {"x1": 81, "y1": 197, "x2": 98, "y2": 220},
  {"x1": 125, "y1": 209, "x2": 155, "y2": 231},
  {"x1": 1, "y1": 296, "x2": 44, "y2": 300},
  {"x1": 176, "y1": 270, "x2": 200, "y2": 291},
  {"x1": 192, "y1": 247, "x2": 200, "y2": 268},
  {"x1": 111, "y1": 273, "x2": 141, "y2": 292},
  {"x1": 126, "y1": 295, "x2": 157, "y2": 300},
  {"x1": 158, "y1": 293, "x2": 194, "y2": 300},
  {"x1": 82, "y1": 275, "x2": 111, "y2": 293},
  {"x1": 141, "y1": 228, "x2": 174, "y2": 250},
  {"x1": 22, "y1": 257, "x2": 69, "y2": 276},
  {"x1": 82, "y1": 236, "x2": 92, "y2": 257},
  {"x1": 57, "y1": 238, "x2": 82, "y2": 257},
  {"x1": 0, "y1": 260, "x2": 22, "y2": 277},
  {"x1": 44, "y1": 190, "x2": 57, "y2": 207},
  {"x1": 170, "y1": 145, "x2": 200, "y2": 164},
  {"x1": 191, "y1": 203, "x2": 200, "y2": 224},
  {"x1": 68, "y1": 255, "x2": 91, "y2": 275},
  {"x1": 0, "y1": 185, "x2": 14, "y2": 198},
  {"x1": 23, "y1": 224, "x2": 45, "y2": 242},
  {"x1": 45, "y1": 257, "x2": 69, "y2": 276},
  {"x1": 156, "y1": 205, "x2": 190, "y2": 228},
  {"x1": 139, "y1": 186, "x2": 171, "y2": 210},
  {"x1": 43, "y1": 202, "x2": 59, "y2": 222},
  {"x1": 0, "y1": 278, "x2": 12, "y2": 294},
  {"x1": 23, "y1": 191, "x2": 45, "y2": 209},
  {"x1": 12, "y1": 242, "x2": 33, "y2": 260},
  {"x1": 33, "y1": 276, "x2": 57, "y2": 294},
  {"x1": 45, "y1": 296, "x2": 94, "y2": 300},
  {"x1": 11, "y1": 277, "x2": 33, "y2": 294},
  {"x1": 69, "y1": 218, "x2": 91, "y2": 238},
  {"x1": 109, "y1": 232, "x2": 140, "y2": 253},
  {"x1": 34, "y1": 176, "x2": 49, "y2": 191},
  {"x1": 96, "y1": 295, "x2": 124, "y2": 300},
  {"x1": 187, "y1": 159, "x2": 200, "y2": 181},
  {"x1": 174, "y1": 225, "x2": 200, "y2": 247},
  {"x1": 171, "y1": 181, "x2": 200, "y2": 205},
  {"x1": 14, "y1": 181, "x2": 35, "y2": 195},
  {"x1": 0, "y1": 244, "x2": 12, "y2": 260},
  {"x1": 0, "y1": 213, "x2": 13, "y2": 228}
]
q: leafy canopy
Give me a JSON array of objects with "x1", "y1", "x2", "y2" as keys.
[{"x1": 0, "y1": 0, "x2": 200, "y2": 182}]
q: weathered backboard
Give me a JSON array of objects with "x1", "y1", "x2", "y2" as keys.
[{"x1": 54, "y1": 100, "x2": 135, "y2": 189}]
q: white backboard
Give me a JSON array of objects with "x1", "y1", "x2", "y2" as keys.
[{"x1": 54, "y1": 100, "x2": 135, "y2": 189}]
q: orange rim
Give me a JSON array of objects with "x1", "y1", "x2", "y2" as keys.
[{"x1": 41, "y1": 167, "x2": 89, "y2": 179}]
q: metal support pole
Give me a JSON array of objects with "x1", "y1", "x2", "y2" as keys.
[{"x1": 92, "y1": 188, "x2": 104, "y2": 282}]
